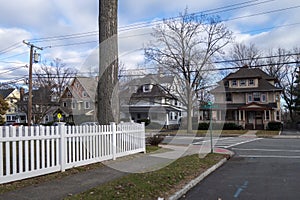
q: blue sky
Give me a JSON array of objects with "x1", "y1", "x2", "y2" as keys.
[{"x1": 0, "y1": 0, "x2": 300, "y2": 85}]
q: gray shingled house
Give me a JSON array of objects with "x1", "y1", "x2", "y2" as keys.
[
  {"x1": 59, "y1": 77, "x2": 97, "y2": 124},
  {"x1": 200, "y1": 67, "x2": 282, "y2": 130},
  {"x1": 120, "y1": 74, "x2": 184, "y2": 128}
]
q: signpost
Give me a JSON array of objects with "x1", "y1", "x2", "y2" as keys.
[{"x1": 202, "y1": 102, "x2": 218, "y2": 153}]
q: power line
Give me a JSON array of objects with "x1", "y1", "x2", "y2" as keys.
[{"x1": 26, "y1": 0, "x2": 274, "y2": 44}]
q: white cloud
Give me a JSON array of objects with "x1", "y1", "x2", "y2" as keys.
[{"x1": 0, "y1": 0, "x2": 300, "y2": 83}]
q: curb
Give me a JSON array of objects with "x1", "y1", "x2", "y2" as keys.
[{"x1": 168, "y1": 157, "x2": 228, "y2": 200}]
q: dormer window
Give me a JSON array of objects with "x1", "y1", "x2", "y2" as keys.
[
  {"x1": 232, "y1": 80, "x2": 237, "y2": 86},
  {"x1": 143, "y1": 84, "x2": 152, "y2": 93},
  {"x1": 248, "y1": 79, "x2": 254, "y2": 86},
  {"x1": 240, "y1": 79, "x2": 246, "y2": 86},
  {"x1": 83, "y1": 91, "x2": 88, "y2": 97}
]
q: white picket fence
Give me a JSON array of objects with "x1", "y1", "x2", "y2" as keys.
[{"x1": 0, "y1": 122, "x2": 145, "y2": 184}]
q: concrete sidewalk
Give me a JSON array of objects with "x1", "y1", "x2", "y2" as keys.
[{"x1": 0, "y1": 145, "x2": 232, "y2": 200}]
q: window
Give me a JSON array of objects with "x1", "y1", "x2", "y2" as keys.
[
  {"x1": 72, "y1": 102, "x2": 76, "y2": 109},
  {"x1": 83, "y1": 91, "x2": 88, "y2": 97},
  {"x1": 226, "y1": 93, "x2": 232, "y2": 101},
  {"x1": 63, "y1": 102, "x2": 67, "y2": 107},
  {"x1": 266, "y1": 111, "x2": 270, "y2": 120},
  {"x1": 150, "y1": 98, "x2": 155, "y2": 105},
  {"x1": 248, "y1": 79, "x2": 254, "y2": 86},
  {"x1": 232, "y1": 80, "x2": 237, "y2": 86},
  {"x1": 253, "y1": 92, "x2": 261, "y2": 101},
  {"x1": 143, "y1": 84, "x2": 151, "y2": 92},
  {"x1": 248, "y1": 94, "x2": 253, "y2": 102},
  {"x1": 261, "y1": 93, "x2": 267, "y2": 102},
  {"x1": 67, "y1": 91, "x2": 72, "y2": 97},
  {"x1": 85, "y1": 101, "x2": 90, "y2": 109},
  {"x1": 224, "y1": 81, "x2": 229, "y2": 88},
  {"x1": 240, "y1": 79, "x2": 246, "y2": 86},
  {"x1": 276, "y1": 111, "x2": 280, "y2": 121}
]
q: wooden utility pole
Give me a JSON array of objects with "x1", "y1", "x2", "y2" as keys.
[
  {"x1": 98, "y1": 0, "x2": 119, "y2": 125},
  {"x1": 23, "y1": 40, "x2": 43, "y2": 126}
]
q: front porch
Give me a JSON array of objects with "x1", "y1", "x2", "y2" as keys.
[{"x1": 199, "y1": 103, "x2": 281, "y2": 130}]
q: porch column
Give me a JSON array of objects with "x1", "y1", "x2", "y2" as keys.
[
  {"x1": 166, "y1": 113, "x2": 169, "y2": 126},
  {"x1": 239, "y1": 110, "x2": 242, "y2": 121},
  {"x1": 243, "y1": 110, "x2": 246, "y2": 122},
  {"x1": 264, "y1": 110, "x2": 267, "y2": 121},
  {"x1": 219, "y1": 110, "x2": 222, "y2": 121}
]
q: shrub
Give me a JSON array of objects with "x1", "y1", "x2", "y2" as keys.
[
  {"x1": 223, "y1": 123, "x2": 243, "y2": 130},
  {"x1": 198, "y1": 123, "x2": 209, "y2": 130},
  {"x1": 267, "y1": 121, "x2": 282, "y2": 130},
  {"x1": 146, "y1": 135, "x2": 164, "y2": 146},
  {"x1": 137, "y1": 119, "x2": 151, "y2": 126}
]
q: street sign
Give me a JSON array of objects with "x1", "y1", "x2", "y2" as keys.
[{"x1": 57, "y1": 113, "x2": 62, "y2": 122}]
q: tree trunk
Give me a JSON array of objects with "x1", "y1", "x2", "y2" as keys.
[
  {"x1": 187, "y1": 89, "x2": 193, "y2": 133},
  {"x1": 97, "y1": 0, "x2": 119, "y2": 125}
]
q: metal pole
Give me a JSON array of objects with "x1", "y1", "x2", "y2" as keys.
[{"x1": 210, "y1": 106, "x2": 213, "y2": 153}]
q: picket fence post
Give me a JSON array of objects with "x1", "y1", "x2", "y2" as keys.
[
  {"x1": 59, "y1": 124, "x2": 66, "y2": 172},
  {"x1": 141, "y1": 122, "x2": 146, "y2": 153},
  {"x1": 110, "y1": 122, "x2": 117, "y2": 160}
]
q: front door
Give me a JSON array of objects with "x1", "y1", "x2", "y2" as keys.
[{"x1": 245, "y1": 111, "x2": 255, "y2": 130}]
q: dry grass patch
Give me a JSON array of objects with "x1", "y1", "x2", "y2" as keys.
[{"x1": 66, "y1": 153, "x2": 227, "y2": 200}]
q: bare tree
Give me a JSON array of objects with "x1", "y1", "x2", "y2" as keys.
[
  {"x1": 34, "y1": 58, "x2": 77, "y2": 101},
  {"x1": 230, "y1": 42, "x2": 262, "y2": 68},
  {"x1": 0, "y1": 95, "x2": 9, "y2": 124},
  {"x1": 145, "y1": 11, "x2": 232, "y2": 132},
  {"x1": 263, "y1": 48, "x2": 297, "y2": 123},
  {"x1": 97, "y1": 0, "x2": 119, "y2": 125}
]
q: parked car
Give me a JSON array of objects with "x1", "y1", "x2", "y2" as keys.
[{"x1": 80, "y1": 122, "x2": 99, "y2": 126}]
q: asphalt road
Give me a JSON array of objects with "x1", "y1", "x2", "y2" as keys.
[{"x1": 181, "y1": 138, "x2": 300, "y2": 200}]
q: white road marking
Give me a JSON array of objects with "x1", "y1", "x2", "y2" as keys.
[
  {"x1": 232, "y1": 148, "x2": 300, "y2": 153},
  {"x1": 225, "y1": 138, "x2": 262, "y2": 148},
  {"x1": 238, "y1": 155, "x2": 300, "y2": 159}
]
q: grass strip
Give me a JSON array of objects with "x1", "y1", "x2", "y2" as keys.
[
  {"x1": 66, "y1": 153, "x2": 226, "y2": 200},
  {"x1": 256, "y1": 130, "x2": 280, "y2": 137}
]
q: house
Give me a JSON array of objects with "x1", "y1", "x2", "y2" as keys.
[
  {"x1": 200, "y1": 67, "x2": 282, "y2": 130},
  {"x1": 0, "y1": 88, "x2": 20, "y2": 124},
  {"x1": 18, "y1": 87, "x2": 57, "y2": 124},
  {"x1": 59, "y1": 77, "x2": 97, "y2": 124},
  {"x1": 120, "y1": 74, "x2": 184, "y2": 128}
]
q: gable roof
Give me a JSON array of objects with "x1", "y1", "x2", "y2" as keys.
[
  {"x1": 0, "y1": 88, "x2": 15, "y2": 99},
  {"x1": 74, "y1": 77, "x2": 97, "y2": 100},
  {"x1": 125, "y1": 74, "x2": 175, "y2": 87},
  {"x1": 224, "y1": 67, "x2": 275, "y2": 81}
]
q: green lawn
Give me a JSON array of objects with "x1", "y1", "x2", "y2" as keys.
[
  {"x1": 66, "y1": 153, "x2": 227, "y2": 200},
  {"x1": 256, "y1": 130, "x2": 280, "y2": 137}
]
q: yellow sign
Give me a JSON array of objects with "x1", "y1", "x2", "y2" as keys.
[{"x1": 57, "y1": 113, "x2": 62, "y2": 120}]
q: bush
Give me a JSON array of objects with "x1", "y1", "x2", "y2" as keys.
[
  {"x1": 223, "y1": 123, "x2": 243, "y2": 130},
  {"x1": 197, "y1": 122, "x2": 243, "y2": 130},
  {"x1": 137, "y1": 119, "x2": 151, "y2": 126},
  {"x1": 267, "y1": 121, "x2": 282, "y2": 130},
  {"x1": 146, "y1": 135, "x2": 164, "y2": 146},
  {"x1": 198, "y1": 123, "x2": 209, "y2": 130}
]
